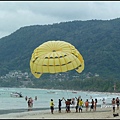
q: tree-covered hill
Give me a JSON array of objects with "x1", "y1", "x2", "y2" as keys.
[{"x1": 0, "y1": 18, "x2": 120, "y2": 80}]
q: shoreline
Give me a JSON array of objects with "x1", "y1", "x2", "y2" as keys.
[
  {"x1": 0, "y1": 106, "x2": 120, "y2": 119},
  {"x1": 0, "y1": 107, "x2": 51, "y2": 115},
  {"x1": 0, "y1": 103, "x2": 118, "y2": 115},
  {"x1": 1, "y1": 87, "x2": 120, "y2": 96},
  {"x1": 0, "y1": 103, "x2": 114, "y2": 115}
]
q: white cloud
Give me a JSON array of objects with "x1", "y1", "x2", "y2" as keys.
[{"x1": 0, "y1": 1, "x2": 120, "y2": 39}]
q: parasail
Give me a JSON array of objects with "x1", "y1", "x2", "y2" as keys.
[{"x1": 30, "y1": 40, "x2": 84, "y2": 78}]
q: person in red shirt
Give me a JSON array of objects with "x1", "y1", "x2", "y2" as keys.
[
  {"x1": 63, "y1": 97, "x2": 71, "y2": 113},
  {"x1": 85, "y1": 99, "x2": 89, "y2": 111}
]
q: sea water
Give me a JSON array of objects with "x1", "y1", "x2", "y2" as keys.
[{"x1": 0, "y1": 87, "x2": 119, "y2": 110}]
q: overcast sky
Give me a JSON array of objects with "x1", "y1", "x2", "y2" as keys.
[{"x1": 0, "y1": 1, "x2": 120, "y2": 39}]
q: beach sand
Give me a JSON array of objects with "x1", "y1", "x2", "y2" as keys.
[{"x1": 0, "y1": 106, "x2": 120, "y2": 119}]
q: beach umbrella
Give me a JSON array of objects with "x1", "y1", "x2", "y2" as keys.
[{"x1": 30, "y1": 40, "x2": 84, "y2": 78}]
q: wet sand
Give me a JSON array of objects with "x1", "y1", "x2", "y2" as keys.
[{"x1": 0, "y1": 106, "x2": 120, "y2": 119}]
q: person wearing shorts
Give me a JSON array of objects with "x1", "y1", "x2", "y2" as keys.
[
  {"x1": 50, "y1": 99, "x2": 54, "y2": 114},
  {"x1": 78, "y1": 99, "x2": 84, "y2": 113},
  {"x1": 112, "y1": 98, "x2": 116, "y2": 112},
  {"x1": 85, "y1": 99, "x2": 89, "y2": 111},
  {"x1": 116, "y1": 97, "x2": 119, "y2": 110}
]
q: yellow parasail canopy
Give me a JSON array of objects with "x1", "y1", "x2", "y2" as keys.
[{"x1": 30, "y1": 40, "x2": 84, "y2": 78}]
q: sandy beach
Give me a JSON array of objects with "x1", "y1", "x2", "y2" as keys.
[
  {"x1": 0, "y1": 88, "x2": 120, "y2": 119},
  {"x1": 0, "y1": 106, "x2": 120, "y2": 119}
]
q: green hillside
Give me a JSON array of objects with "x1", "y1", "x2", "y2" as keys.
[{"x1": 0, "y1": 18, "x2": 120, "y2": 81}]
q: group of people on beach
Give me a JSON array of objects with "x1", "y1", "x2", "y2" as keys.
[
  {"x1": 24, "y1": 95, "x2": 120, "y2": 114},
  {"x1": 50, "y1": 96, "x2": 98, "y2": 114},
  {"x1": 50, "y1": 96, "x2": 120, "y2": 114},
  {"x1": 112, "y1": 97, "x2": 120, "y2": 113}
]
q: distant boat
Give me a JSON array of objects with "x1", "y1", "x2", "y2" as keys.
[
  {"x1": 72, "y1": 91, "x2": 77, "y2": 94},
  {"x1": 10, "y1": 92, "x2": 23, "y2": 98},
  {"x1": 47, "y1": 91, "x2": 56, "y2": 94}
]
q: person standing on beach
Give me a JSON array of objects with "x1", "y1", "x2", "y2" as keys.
[
  {"x1": 58, "y1": 98, "x2": 64, "y2": 113},
  {"x1": 27, "y1": 97, "x2": 33, "y2": 111},
  {"x1": 94, "y1": 98, "x2": 97, "y2": 111},
  {"x1": 28, "y1": 98, "x2": 31, "y2": 111},
  {"x1": 112, "y1": 98, "x2": 116, "y2": 113},
  {"x1": 75, "y1": 96, "x2": 80, "y2": 112},
  {"x1": 85, "y1": 99, "x2": 89, "y2": 111},
  {"x1": 90, "y1": 99, "x2": 94, "y2": 111},
  {"x1": 78, "y1": 99, "x2": 84, "y2": 113},
  {"x1": 116, "y1": 97, "x2": 119, "y2": 110},
  {"x1": 63, "y1": 97, "x2": 71, "y2": 113},
  {"x1": 50, "y1": 99, "x2": 55, "y2": 114}
]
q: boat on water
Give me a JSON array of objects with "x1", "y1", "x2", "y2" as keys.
[
  {"x1": 47, "y1": 91, "x2": 56, "y2": 94},
  {"x1": 72, "y1": 91, "x2": 77, "y2": 93},
  {"x1": 10, "y1": 92, "x2": 23, "y2": 98}
]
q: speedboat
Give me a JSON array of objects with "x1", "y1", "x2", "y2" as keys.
[{"x1": 10, "y1": 92, "x2": 23, "y2": 98}]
